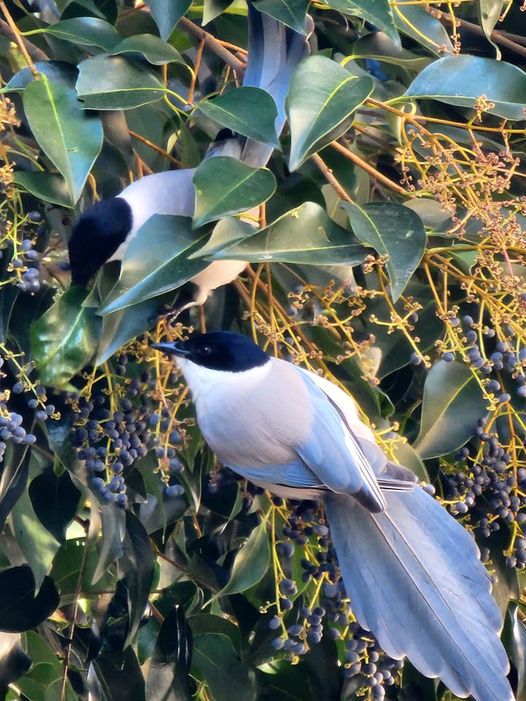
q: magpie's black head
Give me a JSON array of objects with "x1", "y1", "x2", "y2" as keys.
[
  {"x1": 152, "y1": 331, "x2": 269, "y2": 372},
  {"x1": 68, "y1": 197, "x2": 132, "y2": 287}
]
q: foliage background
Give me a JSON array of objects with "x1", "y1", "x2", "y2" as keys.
[{"x1": 0, "y1": 0, "x2": 525, "y2": 699}]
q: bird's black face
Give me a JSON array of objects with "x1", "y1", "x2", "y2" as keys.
[{"x1": 152, "y1": 331, "x2": 269, "y2": 372}]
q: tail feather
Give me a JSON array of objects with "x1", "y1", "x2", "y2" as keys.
[{"x1": 324, "y1": 488, "x2": 512, "y2": 701}]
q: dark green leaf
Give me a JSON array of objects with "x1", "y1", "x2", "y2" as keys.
[
  {"x1": 394, "y1": 4, "x2": 453, "y2": 55},
  {"x1": 146, "y1": 606, "x2": 193, "y2": 701},
  {"x1": 343, "y1": 202, "x2": 426, "y2": 300},
  {"x1": 0, "y1": 443, "x2": 30, "y2": 530},
  {"x1": 3, "y1": 61, "x2": 78, "y2": 92},
  {"x1": 216, "y1": 519, "x2": 270, "y2": 598},
  {"x1": 320, "y1": 0, "x2": 399, "y2": 46},
  {"x1": 192, "y1": 634, "x2": 257, "y2": 701},
  {"x1": 22, "y1": 77, "x2": 104, "y2": 202},
  {"x1": 41, "y1": 17, "x2": 121, "y2": 50},
  {"x1": 479, "y1": 0, "x2": 505, "y2": 58},
  {"x1": 286, "y1": 55, "x2": 373, "y2": 171},
  {"x1": 0, "y1": 632, "x2": 31, "y2": 689},
  {"x1": 29, "y1": 468, "x2": 81, "y2": 544},
  {"x1": 197, "y1": 87, "x2": 279, "y2": 146},
  {"x1": 120, "y1": 512, "x2": 155, "y2": 647},
  {"x1": 414, "y1": 360, "x2": 488, "y2": 458},
  {"x1": 144, "y1": 0, "x2": 191, "y2": 39},
  {"x1": 98, "y1": 215, "x2": 209, "y2": 315},
  {"x1": 92, "y1": 504, "x2": 126, "y2": 584},
  {"x1": 193, "y1": 158, "x2": 276, "y2": 228},
  {"x1": 11, "y1": 489, "x2": 61, "y2": 590},
  {"x1": 76, "y1": 54, "x2": 165, "y2": 110},
  {"x1": 190, "y1": 218, "x2": 256, "y2": 260},
  {"x1": 30, "y1": 287, "x2": 101, "y2": 390},
  {"x1": 253, "y1": 0, "x2": 309, "y2": 34},
  {"x1": 0, "y1": 566, "x2": 59, "y2": 633},
  {"x1": 13, "y1": 172, "x2": 73, "y2": 208},
  {"x1": 110, "y1": 34, "x2": 185, "y2": 65},
  {"x1": 211, "y1": 202, "x2": 367, "y2": 265},
  {"x1": 89, "y1": 648, "x2": 146, "y2": 701},
  {"x1": 403, "y1": 55, "x2": 526, "y2": 120},
  {"x1": 202, "y1": 0, "x2": 235, "y2": 24}
]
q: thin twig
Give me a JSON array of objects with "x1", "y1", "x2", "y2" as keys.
[
  {"x1": 0, "y1": 4, "x2": 42, "y2": 73},
  {"x1": 331, "y1": 140, "x2": 410, "y2": 197},
  {"x1": 178, "y1": 17, "x2": 246, "y2": 74},
  {"x1": 187, "y1": 37, "x2": 205, "y2": 106},
  {"x1": 129, "y1": 130, "x2": 181, "y2": 166},
  {"x1": 311, "y1": 153, "x2": 353, "y2": 202}
]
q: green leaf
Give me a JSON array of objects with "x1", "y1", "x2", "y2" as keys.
[
  {"x1": 3, "y1": 61, "x2": 78, "y2": 92},
  {"x1": 253, "y1": 0, "x2": 310, "y2": 34},
  {"x1": 211, "y1": 202, "x2": 367, "y2": 265},
  {"x1": 41, "y1": 17, "x2": 121, "y2": 50},
  {"x1": 393, "y1": 4, "x2": 453, "y2": 56},
  {"x1": 146, "y1": 606, "x2": 192, "y2": 701},
  {"x1": 145, "y1": 0, "x2": 191, "y2": 39},
  {"x1": 216, "y1": 519, "x2": 270, "y2": 598},
  {"x1": 319, "y1": 0, "x2": 399, "y2": 46},
  {"x1": 506, "y1": 603, "x2": 526, "y2": 701},
  {"x1": 22, "y1": 77, "x2": 103, "y2": 202},
  {"x1": 192, "y1": 634, "x2": 257, "y2": 701},
  {"x1": 11, "y1": 489, "x2": 61, "y2": 592},
  {"x1": 414, "y1": 360, "x2": 488, "y2": 459},
  {"x1": 343, "y1": 202, "x2": 426, "y2": 301},
  {"x1": 90, "y1": 649, "x2": 146, "y2": 701},
  {"x1": 193, "y1": 158, "x2": 276, "y2": 228},
  {"x1": 110, "y1": 34, "x2": 185, "y2": 65},
  {"x1": 286, "y1": 55, "x2": 374, "y2": 171},
  {"x1": 92, "y1": 504, "x2": 126, "y2": 584},
  {"x1": 98, "y1": 215, "x2": 209, "y2": 315},
  {"x1": 197, "y1": 87, "x2": 279, "y2": 147},
  {"x1": 479, "y1": 0, "x2": 506, "y2": 59},
  {"x1": 76, "y1": 54, "x2": 165, "y2": 110},
  {"x1": 14, "y1": 171, "x2": 73, "y2": 208},
  {"x1": 190, "y1": 217, "x2": 256, "y2": 259},
  {"x1": 202, "y1": 0, "x2": 235, "y2": 24},
  {"x1": 0, "y1": 566, "x2": 59, "y2": 632},
  {"x1": 29, "y1": 469, "x2": 81, "y2": 545},
  {"x1": 30, "y1": 287, "x2": 101, "y2": 390},
  {"x1": 403, "y1": 55, "x2": 526, "y2": 121}
]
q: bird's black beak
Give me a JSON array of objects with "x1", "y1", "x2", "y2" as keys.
[{"x1": 151, "y1": 341, "x2": 191, "y2": 358}]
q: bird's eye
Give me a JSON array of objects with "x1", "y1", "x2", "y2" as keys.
[{"x1": 200, "y1": 345, "x2": 212, "y2": 356}]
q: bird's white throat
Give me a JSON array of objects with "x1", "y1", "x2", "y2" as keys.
[{"x1": 175, "y1": 357, "x2": 272, "y2": 403}]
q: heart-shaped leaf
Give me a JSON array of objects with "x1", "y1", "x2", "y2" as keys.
[
  {"x1": 193, "y1": 157, "x2": 276, "y2": 228},
  {"x1": 0, "y1": 566, "x2": 59, "y2": 633},
  {"x1": 23, "y1": 77, "x2": 103, "y2": 202},
  {"x1": 414, "y1": 360, "x2": 488, "y2": 458},
  {"x1": 145, "y1": 0, "x2": 191, "y2": 39},
  {"x1": 197, "y1": 87, "x2": 279, "y2": 146},
  {"x1": 77, "y1": 54, "x2": 165, "y2": 110},
  {"x1": 253, "y1": 0, "x2": 310, "y2": 34},
  {"x1": 99, "y1": 215, "x2": 209, "y2": 315},
  {"x1": 40, "y1": 17, "x2": 121, "y2": 50},
  {"x1": 30, "y1": 286, "x2": 101, "y2": 389},
  {"x1": 110, "y1": 34, "x2": 185, "y2": 65},
  {"x1": 343, "y1": 202, "x2": 426, "y2": 300},
  {"x1": 286, "y1": 55, "x2": 374, "y2": 171},
  {"x1": 403, "y1": 55, "x2": 526, "y2": 120},
  {"x1": 211, "y1": 202, "x2": 367, "y2": 265}
]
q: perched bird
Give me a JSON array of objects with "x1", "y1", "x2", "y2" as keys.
[{"x1": 152, "y1": 331, "x2": 513, "y2": 701}]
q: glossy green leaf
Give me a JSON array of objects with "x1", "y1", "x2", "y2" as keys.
[
  {"x1": 76, "y1": 54, "x2": 165, "y2": 110},
  {"x1": 414, "y1": 360, "x2": 488, "y2": 458},
  {"x1": 319, "y1": 0, "x2": 399, "y2": 46},
  {"x1": 146, "y1": 606, "x2": 192, "y2": 701},
  {"x1": 197, "y1": 87, "x2": 279, "y2": 146},
  {"x1": 110, "y1": 34, "x2": 185, "y2": 65},
  {"x1": 202, "y1": 0, "x2": 235, "y2": 24},
  {"x1": 479, "y1": 0, "x2": 505, "y2": 58},
  {"x1": 350, "y1": 33, "x2": 431, "y2": 70},
  {"x1": 145, "y1": 0, "x2": 191, "y2": 38},
  {"x1": 253, "y1": 0, "x2": 309, "y2": 34},
  {"x1": 11, "y1": 489, "x2": 61, "y2": 590},
  {"x1": 343, "y1": 202, "x2": 426, "y2": 300},
  {"x1": 393, "y1": 4, "x2": 453, "y2": 55},
  {"x1": 41, "y1": 17, "x2": 121, "y2": 50},
  {"x1": 3, "y1": 61, "x2": 78, "y2": 92},
  {"x1": 193, "y1": 158, "x2": 276, "y2": 228},
  {"x1": 14, "y1": 171, "x2": 73, "y2": 208},
  {"x1": 190, "y1": 217, "x2": 256, "y2": 259},
  {"x1": 99, "y1": 215, "x2": 209, "y2": 315},
  {"x1": 286, "y1": 55, "x2": 374, "y2": 171},
  {"x1": 22, "y1": 77, "x2": 103, "y2": 202},
  {"x1": 30, "y1": 287, "x2": 101, "y2": 390},
  {"x1": 216, "y1": 519, "x2": 270, "y2": 598},
  {"x1": 403, "y1": 55, "x2": 526, "y2": 120},
  {"x1": 211, "y1": 202, "x2": 367, "y2": 265},
  {"x1": 192, "y1": 634, "x2": 257, "y2": 701}
]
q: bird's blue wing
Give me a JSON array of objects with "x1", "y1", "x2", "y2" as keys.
[{"x1": 294, "y1": 370, "x2": 387, "y2": 512}]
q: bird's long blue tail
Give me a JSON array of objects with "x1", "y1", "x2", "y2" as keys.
[{"x1": 324, "y1": 487, "x2": 513, "y2": 701}]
